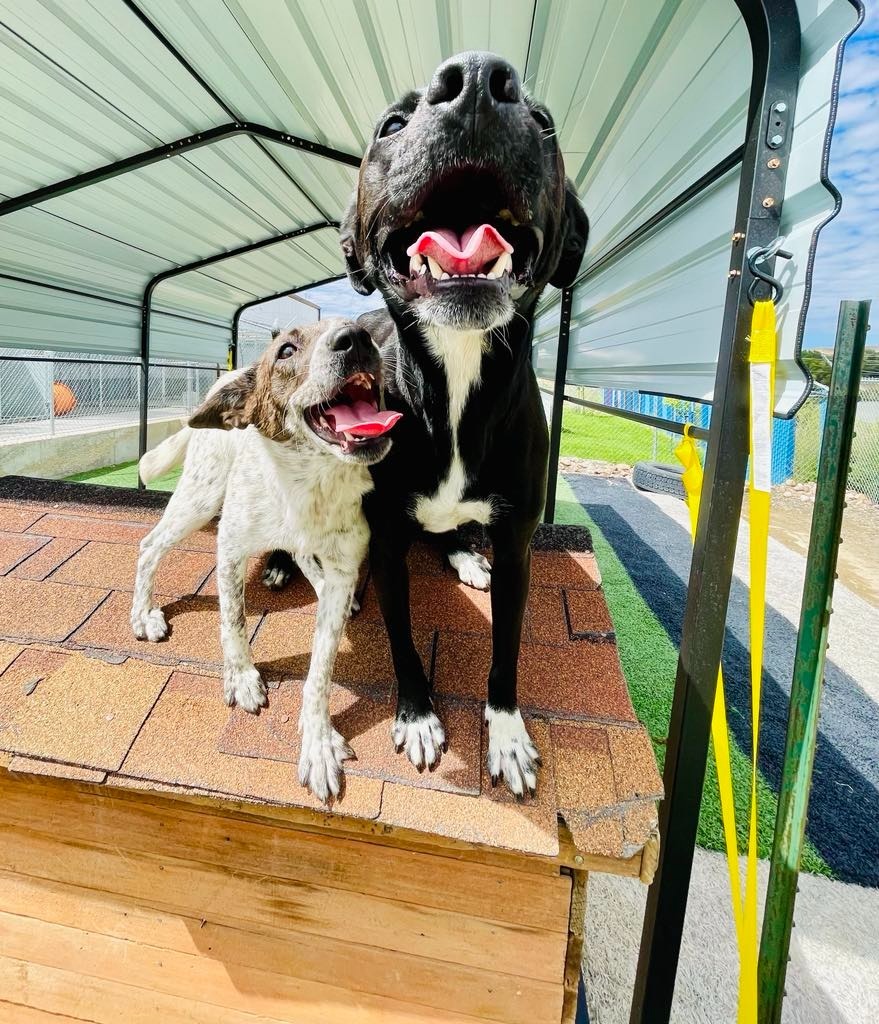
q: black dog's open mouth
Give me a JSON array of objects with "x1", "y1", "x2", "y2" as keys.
[
  {"x1": 305, "y1": 373, "x2": 401, "y2": 454},
  {"x1": 382, "y1": 168, "x2": 542, "y2": 295}
]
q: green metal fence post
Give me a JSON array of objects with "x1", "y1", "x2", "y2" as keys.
[{"x1": 758, "y1": 299, "x2": 871, "y2": 1022}]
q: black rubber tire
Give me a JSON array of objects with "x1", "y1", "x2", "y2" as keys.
[{"x1": 632, "y1": 461, "x2": 686, "y2": 499}]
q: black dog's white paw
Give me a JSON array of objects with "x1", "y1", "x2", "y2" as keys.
[
  {"x1": 447, "y1": 549, "x2": 492, "y2": 591},
  {"x1": 262, "y1": 551, "x2": 295, "y2": 591},
  {"x1": 485, "y1": 706, "x2": 540, "y2": 797},
  {"x1": 392, "y1": 711, "x2": 446, "y2": 770}
]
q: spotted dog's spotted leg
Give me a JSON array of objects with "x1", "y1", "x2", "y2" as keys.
[
  {"x1": 217, "y1": 541, "x2": 266, "y2": 714},
  {"x1": 298, "y1": 564, "x2": 357, "y2": 802},
  {"x1": 131, "y1": 462, "x2": 222, "y2": 642}
]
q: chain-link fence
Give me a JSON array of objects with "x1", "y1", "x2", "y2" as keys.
[
  {"x1": 540, "y1": 375, "x2": 879, "y2": 512},
  {"x1": 0, "y1": 348, "x2": 222, "y2": 442}
]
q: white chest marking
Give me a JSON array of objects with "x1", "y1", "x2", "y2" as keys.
[{"x1": 414, "y1": 326, "x2": 495, "y2": 533}]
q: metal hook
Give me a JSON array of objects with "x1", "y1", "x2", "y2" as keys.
[{"x1": 746, "y1": 238, "x2": 792, "y2": 304}]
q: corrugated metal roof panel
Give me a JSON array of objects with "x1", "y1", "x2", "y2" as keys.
[{"x1": 0, "y1": 0, "x2": 858, "y2": 389}]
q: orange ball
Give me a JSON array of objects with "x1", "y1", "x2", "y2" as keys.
[{"x1": 52, "y1": 381, "x2": 77, "y2": 416}]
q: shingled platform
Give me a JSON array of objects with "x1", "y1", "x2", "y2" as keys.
[{"x1": 0, "y1": 476, "x2": 662, "y2": 1024}]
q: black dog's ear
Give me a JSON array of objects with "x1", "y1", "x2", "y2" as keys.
[
  {"x1": 550, "y1": 181, "x2": 589, "y2": 289},
  {"x1": 340, "y1": 194, "x2": 377, "y2": 296},
  {"x1": 189, "y1": 368, "x2": 256, "y2": 431}
]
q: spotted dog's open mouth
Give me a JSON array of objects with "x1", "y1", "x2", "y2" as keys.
[
  {"x1": 305, "y1": 372, "x2": 401, "y2": 454},
  {"x1": 381, "y1": 168, "x2": 542, "y2": 298}
]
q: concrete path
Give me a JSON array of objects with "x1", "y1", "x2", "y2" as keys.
[{"x1": 584, "y1": 848, "x2": 879, "y2": 1023}]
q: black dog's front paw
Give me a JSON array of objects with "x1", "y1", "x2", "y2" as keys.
[
  {"x1": 485, "y1": 706, "x2": 540, "y2": 797},
  {"x1": 392, "y1": 707, "x2": 446, "y2": 770},
  {"x1": 262, "y1": 550, "x2": 296, "y2": 591}
]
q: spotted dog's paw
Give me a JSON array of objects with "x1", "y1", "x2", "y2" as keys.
[
  {"x1": 485, "y1": 706, "x2": 540, "y2": 797},
  {"x1": 131, "y1": 607, "x2": 168, "y2": 643},
  {"x1": 223, "y1": 666, "x2": 267, "y2": 713},
  {"x1": 392, "y1": 711, "x2": 446, "y2": 770},
  {"x1": 447, "y1": 549, "x2": 492, "y2": 591},
  {"x1": 298, "y1": 725, "x2": 354, "y2": 803},
  {"x1": 349, "y1": 593, "x2": 361, "y2": 617}
]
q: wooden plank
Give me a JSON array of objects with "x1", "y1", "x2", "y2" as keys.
[
  {"x1": 0, "y1": 871, "x2": 562, "y2": 1024},
  {"x1": 0, "y1": 956, "x2": 316, "y2": 1024},
  {"x1": 561, "y1": 871, "x2": 588, "y2": 1024},
  {"x1": 0, "y1": 916, "x2": 508, "y2": 1024},
  {"x1": 0, "y1": 1003, "x2": 84, "y2": 1023},
  {"x1": 0, "y1": 827, "x2": 567, "y2": 984},
  {"x1": 3, "y1": 769, "x2": 562, "y2": 877},
  {"x1": 0, "y1": 773, "x2": 569, "y2": 931}
]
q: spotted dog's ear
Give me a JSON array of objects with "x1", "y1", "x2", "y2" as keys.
[
  {"x1": 549, "y1": 180, "x2": 589, "y2": 289},
  {"x1": 189, "y1": 367, "x2": 257, "y2": 430},
  {"x1": 340, "y1": 194, "x2": 376, "y2": 296}
]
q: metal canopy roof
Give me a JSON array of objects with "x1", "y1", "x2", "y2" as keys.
[{"x1": 0, "y1": 0, "x2": 858, "y2": 410}]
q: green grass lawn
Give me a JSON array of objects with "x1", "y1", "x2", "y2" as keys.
[
  {"x1": 560, "y1": 405, "x2": 658, "y2": 463},
  {"x1": 554, "y1": 475, "x2": 832, "y2": 876},
  {"x1": 66, "y1": 459, "x2": 181, "y2": 492}
]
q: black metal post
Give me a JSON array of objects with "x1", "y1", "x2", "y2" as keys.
[
  {"x1": 543, "y1": 286, "x2": 573, "y2": 523},
  {"x1": 230, "y1": 276, "x2": 346, "y2": 368},
  {"x1": 629, "y1": 2, "x2": 801, "y2": 1021},
  {"x1": 136, "y1": 224, "x2": 337, "y2": 486}
]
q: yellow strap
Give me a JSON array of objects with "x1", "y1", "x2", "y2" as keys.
[{"x1": 674, "y1": 298, "x2": 776, "y2": 1024}]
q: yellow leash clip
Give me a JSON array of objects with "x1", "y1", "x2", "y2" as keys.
[{"x1": 674, "y1": 298, "x2": 777, "y2": 1023}]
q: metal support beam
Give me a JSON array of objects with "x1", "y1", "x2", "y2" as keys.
[
  {"x1": 230, "y1": 276, "x2": 346, "y2": 369},
  {"x1": 137, "y1": 223, "x2": 337, "y2": 486},
  {"x1": 629, "y1": 1, "x2": 801, "y2": 1020},
  {"x1": 0, "y1": 125, "x2": 359, "y2": 220},
  {"x1": 543, "y1": 286, "x2": 573, "y2": 523},
  {"x1": 758, "y1": 299, "x2": 871, "y2": 1022},
  {"x1": 538, "y1": 389, "x2": 711, "y2": 442}
]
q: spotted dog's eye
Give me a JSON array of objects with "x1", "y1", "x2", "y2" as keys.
[
  {"x1": 277, "y1": 342, "x2": 297, "y2": 360},
  {"x1": 379, "y1": 115, "x2": 407, "y2": 138}
]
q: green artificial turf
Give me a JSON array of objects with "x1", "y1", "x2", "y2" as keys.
[
  {"x1": 553, "y1": 476, "x2": 832, "y2": 877},
  {"x1": 66, "y1": 459, "x2": 181, "y2": 492}
]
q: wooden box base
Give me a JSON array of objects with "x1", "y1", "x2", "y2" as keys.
[{"x1": 0, "y1": 771, "x2": 637, "y2": 1024}]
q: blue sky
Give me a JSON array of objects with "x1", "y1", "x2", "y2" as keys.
[
  {"x1": 805, "y1": 2, "x2": 878, "y2": 348},
  {"x1": 304, "y1": 12, "x2": 878, "y2": 349}
]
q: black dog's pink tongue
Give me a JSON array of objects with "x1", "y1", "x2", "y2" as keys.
[
  {"x1": 325, "y1": 400, "x2": 402, "y2": 438},
  {"x1": 406, "y1": 223, "x2": 513, "y2": 275}
]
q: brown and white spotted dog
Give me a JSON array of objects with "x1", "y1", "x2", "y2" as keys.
[{"x1": 130, "y1": 318, "x2": 401, "y2": 801}]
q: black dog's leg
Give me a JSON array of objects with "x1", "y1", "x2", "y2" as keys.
[
  {"x1": 434, "y1": 529, "x2": 492, "y2": 591},
  {"x1": 262, "y1": 550, "x2": 297, "y2": 591},
  {"x1": 369, "y1": 526, "x2": 446, "y2": 769},
  {"x1": 485, "y1": 517, "x2": 540, "y2": 796}
]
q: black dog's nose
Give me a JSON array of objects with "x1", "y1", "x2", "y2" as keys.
[
  {"x1": 329, "y1": 324, "x2": 372, "y2": 358},
  {"x1": 426, "y1": 51, "x2": 521, "y2": 108}
]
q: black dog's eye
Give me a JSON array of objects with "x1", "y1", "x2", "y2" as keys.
[
  {"x1": 277, "y1": 342, "x2": 297, "y2": 360},
  {"x1": 379, "y1": 115, "x2": 407, "y2": 138},
  {"x1": 530, "y1": 107, "x2": 553, "y2": 132}
]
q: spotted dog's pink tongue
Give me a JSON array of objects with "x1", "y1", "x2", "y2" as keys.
[
  {"x1": 325, "y1": 400, "x2": 402, "y2": 438},
  {"x1": 406, "y1": 223, "x2": 513, "y2": 275}
]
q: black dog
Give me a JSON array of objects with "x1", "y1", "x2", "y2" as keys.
[{"x1": 269, "y1": 52, "x2": 587, "y2": 795}]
